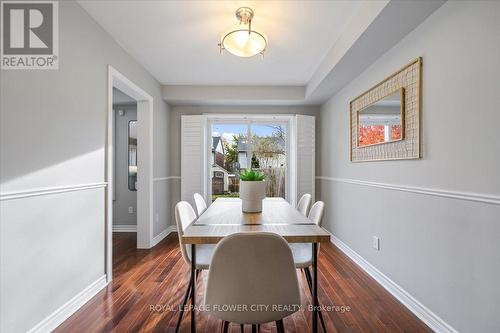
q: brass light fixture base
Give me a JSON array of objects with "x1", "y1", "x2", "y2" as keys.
[{"x1": 235, "y1": 7, "x2": 254, "y2": 25}]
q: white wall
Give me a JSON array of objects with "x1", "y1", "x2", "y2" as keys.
[
  {"x1": 113, "y1": 106, "x2": 137, "y2": 226},
  {"x1": 318, "y1": 1, "x2": 500, "y2": 332},
  {"x1": 0, "y1": 1, "x2": 170, "y2": 331}
]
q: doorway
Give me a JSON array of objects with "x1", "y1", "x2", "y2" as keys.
[
  {"x1": 106, "y1": 66, "x2": 154, "y2": 282},
  {"x1": 112, "y1": 90, "x2": 137, "y2": 234}
]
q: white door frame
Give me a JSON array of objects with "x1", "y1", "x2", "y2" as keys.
[{"x1": 106, "y1": 65, "x2": 154, "y2": 282}]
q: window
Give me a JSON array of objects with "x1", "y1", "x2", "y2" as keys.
[
  {"x1": 180, "y1": 114, "x2": 315, "y2": 207},
  {"x1": 210, "y1": 120, "x2": 288, "y2": 202}
]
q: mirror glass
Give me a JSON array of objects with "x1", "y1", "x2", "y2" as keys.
[
  {"x1": 357, "y1": 89, "x2": 404, "y2": 147},
  {"x1": 128, "y1": 120, "x2": 137, "y2": 191}
]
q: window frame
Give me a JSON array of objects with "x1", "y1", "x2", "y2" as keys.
[{"x1": 206, "y1": 114, "x2": 294, "y2": 203}]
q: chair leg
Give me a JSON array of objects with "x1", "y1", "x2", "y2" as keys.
[
  {"x1": 222, "y1": 321, "x2": 229, "y2": 333},
  {"x1": 175, "y1": 274, "x2": 193, "y2": 333},
  {"x1": 276, "y1": 319, "x2": 285, "y2": 333},
  {"x1": 304, "y1": 267, "x2": 327, "y2": 333}
]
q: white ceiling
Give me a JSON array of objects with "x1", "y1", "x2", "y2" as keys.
[{"x1": 78, "y1": 0, "x2": 362, "y2": 86}]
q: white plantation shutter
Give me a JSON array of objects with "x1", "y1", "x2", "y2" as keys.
[
  {"x1": 295, "y1": 115, "x2": 315, "y2": 204},
  {"x1": 181, "y1": 115, "x2": 207, "y2": 206}
]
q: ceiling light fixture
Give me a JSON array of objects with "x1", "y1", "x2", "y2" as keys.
[{"x1": 219, "y1": 7, "x2": 267, "y2": 58}]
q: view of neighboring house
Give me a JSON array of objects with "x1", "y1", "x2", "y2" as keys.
[
  {"x1": 211, "y1": 128, "x2": 287, "y2": 199},
  {"x1": 237, "y1": 140, "x2": 249, "y2": 169},
  {"x1": 211, "y1": 137, "x2": 229, "y2": 194},
  {"x1": 238, "y1": 137, "x2": 286, "y2": 169}
]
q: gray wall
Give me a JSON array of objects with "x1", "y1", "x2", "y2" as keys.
[
  {"x1": 318, "y1": 1, "x2": 500, "y2": 332},
  {"x1": 0, "y1": 1, "x2": 170, "y2": 331},
  {"x1": 113, "y1": 105, "x2": 137, "y2": 226}
]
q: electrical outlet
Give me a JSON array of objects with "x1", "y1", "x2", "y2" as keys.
[
  {"x1": 128, "y1": 206, "x2": 134, "y2": 214},
  {"x1": 372, "y1": 236, "x2": 380, "y2": 251}
]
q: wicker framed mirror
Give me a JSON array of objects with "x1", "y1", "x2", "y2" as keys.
[{"x1": 350, "y1": 58, "x2": 421, "y2": 162}]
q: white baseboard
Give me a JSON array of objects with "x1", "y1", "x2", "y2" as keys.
[
  {"x1": 330, "y1": 234, "x2": 458, "y2": 333},
  {"x1": 151, "y1": 225, "x2": 177, "y2": 247},
  {"x1": 28, "y1": 275, "x2": 108, "y2": 333},
  {"x1": 112, "y1": 224, "x2": 137, "y2": 232}
]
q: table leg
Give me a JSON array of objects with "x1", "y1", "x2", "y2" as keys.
[
  {"x1": 191, "y1": 244, "x2": 196, "y2": 333},
  {"x1": 312, "y1": 242, "x2": 318, "y2": 333}
]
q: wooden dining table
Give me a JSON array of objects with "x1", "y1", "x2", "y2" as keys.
[{"x1": 182, "y1": 197, "x2": 331, "y2": 333}]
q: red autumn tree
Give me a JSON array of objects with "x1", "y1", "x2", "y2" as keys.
[
  {"x1": 391, "y1": 125, "x2": 402, "y2": 140},
  {"x1": 359, "y1": 124, "x2": 403, "y2": 145},
  {"x1": 358, "y1": 125, "x2": 384, "y2": 145}
]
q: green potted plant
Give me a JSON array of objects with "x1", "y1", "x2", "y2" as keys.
[{"x1": 239, "y1": 169, "x2": 266, "y2": 213}]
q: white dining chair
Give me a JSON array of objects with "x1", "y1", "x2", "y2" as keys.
[
  {"x1": 296, "y1": 193, "x2": 312, "y2": 216},
  {"x1": 174, "y1": 201, "x2": 215, "y2": 332},
  {"x1": 193, "y1": 193, "x2": 207, "y2": 217},
  {"x1": 290, "y1": 201, "x2": 327, "y2": 332},
  {"x1": 204, "y1": 232, "x2": 301, "y2": 333}
]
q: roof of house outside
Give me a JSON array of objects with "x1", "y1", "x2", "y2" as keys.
[
  {"x1": 212, "y1": 136, "x2": 222, "y2": 152},
  {"x1": 212, "y1": 163, "x2": 229, "y2": 174},
  {"x1": 237, "y1": 137, "x2": 285, "y2": 152},
  {"x1": 237, "y1": 140, "x2": 247, "y2": 152},
  {"x1": 212, "y1": 137, "x2": 220, "y2": 150}
]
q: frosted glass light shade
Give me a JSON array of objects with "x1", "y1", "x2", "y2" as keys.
[{"x1": 220, "y1": 29, "x2": 267, "y2": 58}]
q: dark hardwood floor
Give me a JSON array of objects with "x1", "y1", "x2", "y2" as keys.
[{"x1": 55, "y1": 233, "x2": 431, "y2": 333}]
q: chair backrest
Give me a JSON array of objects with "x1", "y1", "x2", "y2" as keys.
[
  {"x1": 204, "y1": 232, "x2": 301, "y2": 324},
  {"x1": 296, "y1": 193, "x2": 312, "y2": 216},
  {"x1": 175, "y1": 201, "x2": 197, "y2": 265},
  {"x1": 308, "y1": 201, "x2": 325, "y2": 226},
  {"x1": 193, "y1": 193, "x2": 207, "y2": 217}
]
